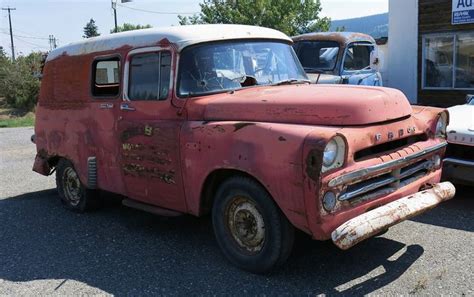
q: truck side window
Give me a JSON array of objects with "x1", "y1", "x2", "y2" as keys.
[
  {"x1": 92, "y1": 58, "x2": 120, "y2": 97},
  {"x1": 128, "y1": 51, "x2": 171, "y2": 101},
  {"x1": 343, "y1": 45, "x2": 372, "y2": 71}
]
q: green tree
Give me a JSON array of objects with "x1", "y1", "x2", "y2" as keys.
[
  {"x1": 0, "y1": 52, "x2": 43, "y2": 110},
  {"x1": 83, "y1": 18, "x2": 100, "y2": 38},
  {"x1": 178, "y1": 0, "x2": 330, "y2": 36},
  {"x1": 0, "y1": 48, "x2": 9, "y2": 98},
  {"x1": 111, "y1": 23, "x2": 152, "y2": 33}
]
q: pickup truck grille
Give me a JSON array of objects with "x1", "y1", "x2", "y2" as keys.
[
  {"x1": 354, "y1": 134, "x2": 427, "y2": 162},
  {"x1": 339, "y1": 158, "x2": 436, "y2": 202}
]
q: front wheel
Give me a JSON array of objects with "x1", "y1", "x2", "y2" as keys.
[
  {"x1": 212, "y1": 177, "x2": 294, "y2": 273},
  {"x1": 56, "y1": 159, "x2": 101, "y2": 212}
]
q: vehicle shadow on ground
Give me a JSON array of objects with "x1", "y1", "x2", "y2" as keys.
[
  {"x1": 409, "y1": 185, "x2": 474, "y2": 232},
  {"x1": 0, "y1": 189, "x2": 425, "y2": 295}
]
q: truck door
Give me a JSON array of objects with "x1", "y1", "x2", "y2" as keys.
[
  {"x1": 89, "y1": 56, "x2": 124, "y2": 194},
  {"x1": 117, "y1": 48, "x2": 186, "y2": 212}
]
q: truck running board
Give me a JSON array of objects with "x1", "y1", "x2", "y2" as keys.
[{"x1": 122, "y1": 199, "x2": 183, "y2": 217}]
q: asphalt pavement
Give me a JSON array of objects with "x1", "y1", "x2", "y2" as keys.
[{"x1": 0, "y1": 127, "x2": 473, "y2": 295}]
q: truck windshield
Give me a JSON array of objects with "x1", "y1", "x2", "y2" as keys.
[
  {"x1": 294, "y1": 41, "x2": 340, "y2": 73},
  {"x1": 177, "y1": 40, "x2": 308, "y2": 97}
]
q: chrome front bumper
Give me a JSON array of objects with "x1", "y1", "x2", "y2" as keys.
[{"x1": 331, "y1": 182, "x2": 455, "y2": 250}]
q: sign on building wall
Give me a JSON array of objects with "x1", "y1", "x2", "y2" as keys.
[{"x1": 452, "y1": 0, "x2": 474, "y2": 24}]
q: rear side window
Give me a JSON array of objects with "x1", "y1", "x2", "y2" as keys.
[
  {"x1": 92, "y1": 57, "x2": 120, "y2": 97},
  {"x1": 128, "y1": 51, "x2": 171, "y2": 101}
]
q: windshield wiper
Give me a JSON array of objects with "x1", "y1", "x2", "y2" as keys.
[{"x1": 273, "y1": 79, "x2": 311, "y2": 86}]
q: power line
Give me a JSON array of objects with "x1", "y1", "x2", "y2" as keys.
[
  {"x1": 0, "y1": 31, "x2": 50, "y2": 40},
  {"x1": 13, "y1": 36, "x2": 49, "y2": 50},
  {"x1": 0, "y1": 26, "x2": 49, "y2": 39},
  {"x1": 116, "y1": 3, "x2": 198, "y2": 15}
]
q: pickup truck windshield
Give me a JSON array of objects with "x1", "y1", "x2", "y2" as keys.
[
  {"x1": 178, "y1": 41, "x2": 308, "y2": 97},
  {"x1": 294, "y1": 41, "x2": 340, "y2": 73}
]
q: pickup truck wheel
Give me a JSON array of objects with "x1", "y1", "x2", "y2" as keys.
[
  {"x1": 56, "y1": 159, "x2": 100, "y2": 212},
  {"x1": 212, "y1": 177, "x2": 294, "y2": 273}
]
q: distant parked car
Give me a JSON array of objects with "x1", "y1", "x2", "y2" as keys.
[
  {"x1": 292, "y1": 32, "x2": 383, "y2": 86},
  {"x1": 443, "y1": 95, "x2": 474, "y2": 185}
]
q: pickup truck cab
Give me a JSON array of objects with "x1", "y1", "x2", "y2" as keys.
[
  {"x1": 293, "y1": 32, "x2": 383, "y2": 86},
  {"x1": 33, "y1": 24, "x2": 454, "y2": 273}
]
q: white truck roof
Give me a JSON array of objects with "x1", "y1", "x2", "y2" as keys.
[{"x1": 47, "y1": 24, "x2": 291, "y2": 61}]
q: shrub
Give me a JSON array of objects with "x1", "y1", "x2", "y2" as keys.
[{"x1": 0, "y1": 52, "x2": 43, "y2": 111}]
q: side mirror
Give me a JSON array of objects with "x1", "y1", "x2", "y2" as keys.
[{"x1": 467, "y1": 94, "x2": 474, "y2": 104}]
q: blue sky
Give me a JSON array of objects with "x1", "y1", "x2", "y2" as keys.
[{"x1": 0, "y1": 0, "x2": 388, "y2": 56}]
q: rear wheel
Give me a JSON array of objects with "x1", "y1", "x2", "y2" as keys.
[
  {"x1": 212, "y1": 176, "x2": 294, "y2": 273},
  {"x1": 56, "y1": 159, "x2": 101, "y2": 212}
]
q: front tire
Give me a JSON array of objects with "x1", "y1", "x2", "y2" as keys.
[
  {"x1": 56, "y1": 159, "x2": 100, "y2": 212},
  {"x1": 212, "y1": 176, "x2": 294, "y2": 273}
]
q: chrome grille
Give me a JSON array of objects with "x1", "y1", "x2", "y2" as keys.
[{"x1": 339, "y1": 158, "x2": 436, "y2": 202}]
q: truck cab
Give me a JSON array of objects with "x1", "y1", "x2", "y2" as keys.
[{"x1": 293, "y1": 32, "x2": 383, "y2": 86}]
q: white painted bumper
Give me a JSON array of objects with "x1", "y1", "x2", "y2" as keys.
[{"x1": 331, "y1": 182, "x2": 456, "y2": 250}]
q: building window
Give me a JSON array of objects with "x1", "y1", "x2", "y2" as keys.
[
  {"x1": 128, "y1": 51, "x2": 171, "y2": 101},
  {"x1": 423, "y1": 32, "x2": 474, "y2": 90},
  {"x1": 456, "y1": 33, "x2": 474, "y2": 89},
  {"x1": 92, "y1": 57, "x2": 120, "y2": 97}
]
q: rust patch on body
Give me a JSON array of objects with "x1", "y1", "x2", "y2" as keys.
[
  {"x1": 305, "y1": 147, "x2": 324, "y2": 181},
  {"x1": 121, "y1": 126, "x2": 144, "y2": 142},
  {"x1": 123, "y1": 163, "x2": 176, "y2": 184}
]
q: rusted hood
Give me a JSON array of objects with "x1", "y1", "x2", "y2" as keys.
[{"x1": 203, "y1": 85, "x2": 412, "y2": 126}]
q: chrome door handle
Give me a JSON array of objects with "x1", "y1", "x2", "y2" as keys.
[{"x1": 120, "y1": 103, "x2": 135, "y2": 111}]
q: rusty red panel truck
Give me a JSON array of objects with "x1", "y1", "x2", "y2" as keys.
[{"x1": 32, "y1": 24, "x2": 455, "y2": 273}]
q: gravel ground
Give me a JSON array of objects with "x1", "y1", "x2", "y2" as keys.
[{"x1": 0, "y1": 127, "x2": 473, "y2": 296}]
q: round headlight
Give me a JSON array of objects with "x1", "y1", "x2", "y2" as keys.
[
  {"x1": 323, "y1": 191, "x2": 337, "y2": 212},
  {"x1": 323, "y1": 139, "x2": 338, "y2": 167},
  {"x1": 435, "y1": 112, "x2": 448, "y2": 138}
]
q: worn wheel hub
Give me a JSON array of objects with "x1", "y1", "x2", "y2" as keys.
[
  {"x1": 226, "y1": 196, "x2": 265, "y2": 253},
  {"x1": 63, "y1": 167, "x2": 81, "y2": 206}
]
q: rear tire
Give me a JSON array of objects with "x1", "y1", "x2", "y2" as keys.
[
  {"x1": 212, "y1": 176, "x2": 294, "y2": 273},
  {"x1": 56, "y1": 159, "x2": 101, "y2": 212}
]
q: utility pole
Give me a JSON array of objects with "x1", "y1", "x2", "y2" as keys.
[
  {"x1": 1, "y1": 7, "x2": 16, "y2": 61},
  {"x1": 49, "y1": 35, "x2": 57, "y2": 51},
  {"x1": 112, "y1": 0, "x2": 118, "y2": 33},
  {"x1": 111, "y1": 0, "x2": 132, "y2": 33}
]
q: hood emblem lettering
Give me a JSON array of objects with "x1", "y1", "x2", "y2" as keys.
[
  {"x1": 375, "y1": 127, "x2": 415, "y2": 142},
  {"x1": 398, "y1": 129, "x2": 404, "y2": 137}
]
